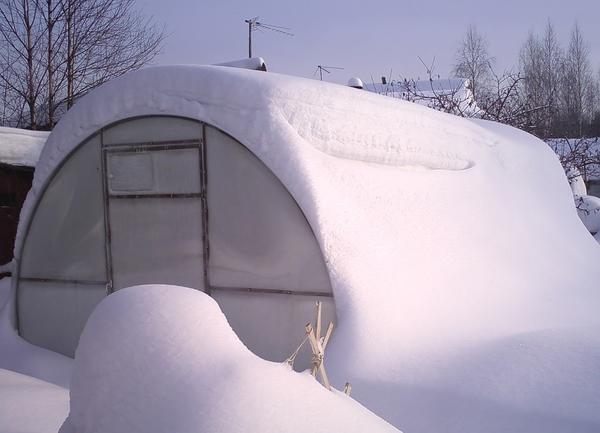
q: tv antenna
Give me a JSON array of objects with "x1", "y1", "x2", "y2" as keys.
[
  {"x1": 244, "y1": 17, "x2": 293, "y2": 58},
  {"x1": 314, "y1": 65, "x2": 344, "y2": 81}
]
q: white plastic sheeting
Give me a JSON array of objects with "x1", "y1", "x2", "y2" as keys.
[
  {"x1": 18, "y1": 281, "x2": 106, "y2": 357},
  {"x1": 109, "y1": 198, "x2": 205, "y2": 289},
  {"x1": 206, "y1": 126, "x2": 331, "y2": 293},
  {"x1": 15, "y1": 115, "x2": 333, "y2": 365},
  {"x1": 19, "y1": 136, "x2": 106, "y2": 281}
]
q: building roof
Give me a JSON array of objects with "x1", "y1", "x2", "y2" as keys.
[{"x1": 0, "y1": 127, "x2": 49, "y2": 167}]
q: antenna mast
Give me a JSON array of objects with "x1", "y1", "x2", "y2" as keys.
[
  {"x1": 244, "y1": 17, "x2": 293, "y2": 58},
  {"x1": 314, "y1": 65, "x2": 344, "y2": 81}
]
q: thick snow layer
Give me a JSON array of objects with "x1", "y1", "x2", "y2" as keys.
[
  {"x1": 0, "y1": 368, "x2": 68, "y2": 433},
  {"x1": 8, "y1": 65, "x2": 600, "y2": 432},
  {"x1": 0, "y1": 126, "x2": 48, "y2": 166},
  {"x1": 59, "y1": 285, "x2": 399, "y2": 433},
  {"x1": 214, "y1": 57, "x2": 267, "y2": 71}
]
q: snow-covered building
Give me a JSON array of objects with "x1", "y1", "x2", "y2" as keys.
[
  {"x1": 361, "y1": 77, "x2": 479, "y2": 115},
  {"x1": 3, "y1": 64, "x2": 600, "y2": 433},
  {"x1": 0, "y1": 128, "x2": 48, "y2": 266}
]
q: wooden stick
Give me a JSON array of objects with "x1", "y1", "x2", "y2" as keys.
[
  {"x1": 306, "y1": 323, "x2": 320, "y2": 377},
  {"x1": 315, "y1": 301, "x2": 322, "y2": 343},
  {"x1": 322, "y1": 322, "x2": 334, "y2": 350},
  {"x1": 318, "y1": 362, "x2": 331, "y2": 390}
]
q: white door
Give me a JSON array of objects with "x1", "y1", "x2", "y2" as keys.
[{"x1": 104, "y1": 143, "x2": 206, "y2": 291}]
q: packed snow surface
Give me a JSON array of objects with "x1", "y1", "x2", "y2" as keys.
[
  {"x1": 0, "y1": 368, "x2": 68, "y2": 433},
  {"x1": 0, "y1": 126, "x2": 48, "y2": 166},
  {"x1": 59, "y1": 285, "x2": 400, "y2": 433},
  {"x1": 6, "y1": 65, "x2": 600, "y2": 432}
]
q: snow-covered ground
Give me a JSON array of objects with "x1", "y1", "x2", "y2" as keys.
[
  {"x1": 0, "y1": 368, "x2": 68, "y2": 433},
  {"x1": 0, "y1": 127, "x2": 48, "y2": 167},
  {"x1": 2, "y1": 65, "x2": 600, "y2": 432}
]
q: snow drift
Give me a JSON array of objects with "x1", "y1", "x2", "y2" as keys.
[
  {"x1": 0, "y1": 368, "x2": 68, "y2": 433},
  {"x1": 3, "y1": 65, "x2": 600, "y2": 432},
  {"x1": 59, "y1": 285, "x2": 399, "y2": 433}
]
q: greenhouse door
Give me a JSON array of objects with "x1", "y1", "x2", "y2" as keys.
[{"x1": 103, "y1": 141, "x2": 206, "y2": 291}]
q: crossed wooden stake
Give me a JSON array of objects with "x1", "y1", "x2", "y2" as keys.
[{"x1": 286, "y1": 301, "x2": 351, "y2": 396}]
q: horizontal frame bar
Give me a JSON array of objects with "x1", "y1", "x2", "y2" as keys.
[
  {"x1": 210, "y1": 285, "x2": 333, "y2": 298},
  {"x1": 109, "y1": 193, "x2": 203, "y2": 199},
  {"x1": 20, "y1": 276, "x2": 107, "y2": 286},
  {"x1": 103, "y1": 139, "x2": 201, "y2": 151}
]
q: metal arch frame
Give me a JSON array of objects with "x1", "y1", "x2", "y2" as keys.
[{"x1": 14, "y1": 114, "x2": 334, "y2": 338}]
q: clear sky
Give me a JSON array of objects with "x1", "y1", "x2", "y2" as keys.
[{"x1": 136, "y1": 0, "x2": 600, "y2": 84}]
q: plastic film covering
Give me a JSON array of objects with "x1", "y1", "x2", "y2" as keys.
[
  {"x1": 205, "y1": 126, "x2": 332, "y2": 293},
  {"x1": 108, "y1": 198, "x2": 205, "y2": 290},
  {"x1": 102, "y1": 117, "x2": 203, "y2": 145},
  {"x1": 212, "y1": 290, "x2": 336, "y2": 369},
  {"x1": 18, "y1": 280, "x2": 106, "y2": 357},
  {"x1": 20, "y1": 135, "x2": 106, "y2": 281},
  {"x1": 107, "y1": 148, "x2": 201, "y2": 195}
]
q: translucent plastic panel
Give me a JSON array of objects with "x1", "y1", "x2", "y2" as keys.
[
  {"x1": 107, "y1": 149, "x2": 201, "y2": 195},
  {"x1": 102, "y1": 117, "x2": 202, "y2": 146},
  {"x1": 109, "y1": 198, "x2": 205, "y2": 290},
  {"x1": 18, "y1": 280, "x2": 106, "y2": 357},
  {"x1": 206, "y1": 126, "x2": 332, "y2": 293},
  {"x1": 212, "y1": 290, "x2": 335, "y2": 369},
  {"x1": 20, "y1": 136, "x2": 106, "y2": 281}
]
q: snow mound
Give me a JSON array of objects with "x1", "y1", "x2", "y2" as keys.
[
  {"x1": 0, "y1": 126, "x2": 48, "y2": 166},
  {"x1": 0, "y1": 368, "x2": 68, "y2": 433},
  {"x1": 59, "y1": 285, "x2": 400, "y2": 433}
]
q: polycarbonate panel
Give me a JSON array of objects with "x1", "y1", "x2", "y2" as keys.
[
  {"x1": 109, "y1": 198, "x2": 205, "y2": 290},
  {"x1": 18, "y1": 280, "x2": 106, "y2": 357},
  {"x1": 212, "y1": 290, "x2": 335, "y2": 369},
  {"x1": 20, "y1": 135, "x2": 106, "y2": 281},
  {"x1": 205, "y1": 126, "x2": 332, "y2": 293},
  {"x1": 102, "y1": 117, "x2": 202, "y2": 145},
  {"x1": 107, "y1": 148, "x2": 201, "y2": 195}
]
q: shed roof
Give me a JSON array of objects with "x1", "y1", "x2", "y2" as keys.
[{"x1": 0, "y1": 127, "x2": 48, "y2": 167}]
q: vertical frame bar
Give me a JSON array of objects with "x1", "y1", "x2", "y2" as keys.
[
  {"x1": 100, "y1": 130, "x2": 115, "y2": 293},
  {"x1": 200, "y1": 123, "x2": 211, "y2": 295}
]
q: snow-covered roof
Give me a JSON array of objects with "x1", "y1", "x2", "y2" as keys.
[
  {"x1": 363, "y1": 78, "x2": 467, "y2": 96},
  {"x1": 8, "y1": 65, "x2": 600, "y2": 432},
  {"x1": 0, "y1": 127, "x2": 49, "y2": 167}
]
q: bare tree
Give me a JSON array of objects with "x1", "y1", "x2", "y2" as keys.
[
  {"x1": 452, "y1": 25, "x2": 493, "y2": 102},
  {"x1": 0, "y1": 0, "x2": 164, "y2": 129},
  {"x1": 0, "y1": 0, "x2": 46, "y2": 128},
  {"x1": 559, "y1": 22, "x2": 596, "y2": 137},
  {"x1": 59, "y1": 0, "x2": 164, "y2": 110}
]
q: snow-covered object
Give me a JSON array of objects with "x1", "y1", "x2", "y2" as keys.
[
  {"x1": 576, "y1": 195, "x2": 600, "y2": 233},
  {"x1": 347, "y1": 77, "x2": 363, "y2": 89},
  {"x1": 0, "y1": 126, "x2": 48, "y2": 167},
  {"x1": 567, "y1": 167, "x2": 587, "y2": 196},
  {"x1": 7, "y1": 65, "x2": 600, "y2": 432},
  {"x1": 59, "y1": 285, "x2": 399, "y2": 433},
  {"x1": 0, "y1": 368, "x2": 68, "y2": 433},
  {"x1": 214, "y1": 57, "x2": 267, "y2": 71}
]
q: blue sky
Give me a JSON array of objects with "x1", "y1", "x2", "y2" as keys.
[{"x1": 137, "y1": 0, "x2": 600, "y2": 84}]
